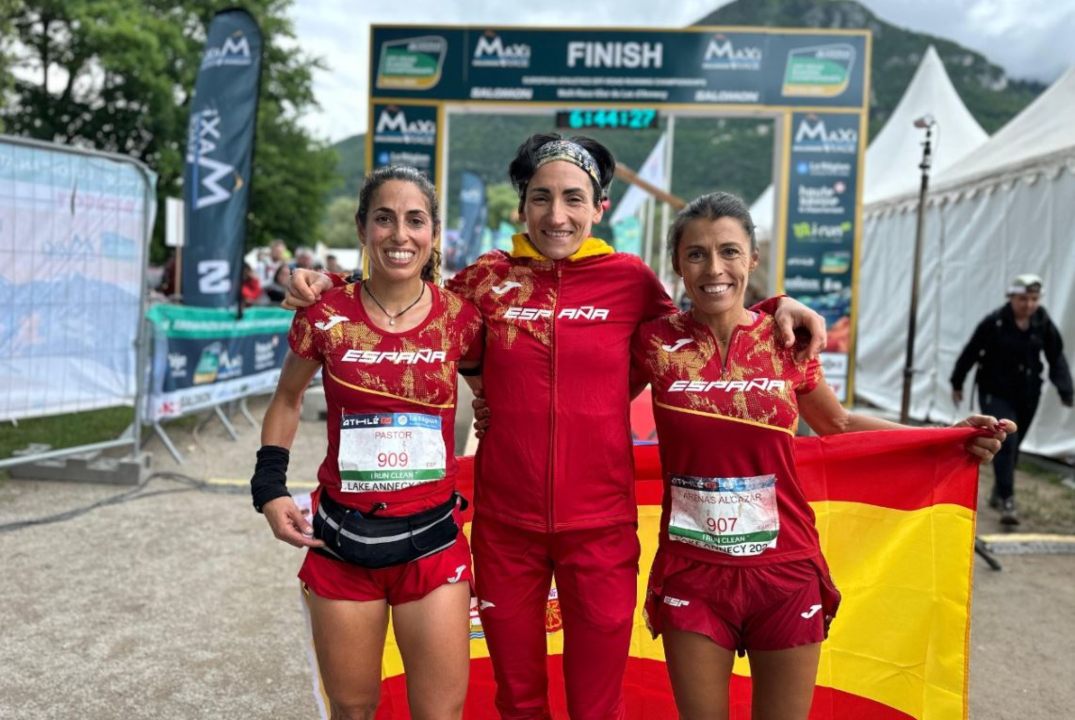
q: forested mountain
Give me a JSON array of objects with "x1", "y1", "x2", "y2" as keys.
[{"x1": 329, "y1": 0, "x2": 1045, "y2": 229}]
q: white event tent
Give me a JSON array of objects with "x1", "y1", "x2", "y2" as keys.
[{"x1": 857, "y1": 64, "x2": 1075, "y2": 459}]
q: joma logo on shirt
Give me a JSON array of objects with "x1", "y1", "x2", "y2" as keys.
[
  {"x1": 662, "y1": 338, "x2": 694, "y2": 352},
  {"x1": 504, "y1": 306, "x2": 609, "y2": 321},
  {"x1": 668, "y1": 378, "x2": 786, "y2": 393},
  {"x1": 341, "y1": 349, "x2": 447, "y2": 364},
  {"x1": 315, "y1": 315, "x2": 349, "y2": 331}
]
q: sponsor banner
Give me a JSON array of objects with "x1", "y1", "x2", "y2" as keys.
[
  {"x1": 144, "y1": 305, "x2": 290, "y2": 422},
  {"x1": 182, "y1": 10, "x2": 263, "y2": 308},
  {"x1": 370, "y1": 27, "x2": 867, "y2": 108},
  {"x1": 370, "y1": 103, "x2": 438, "y2": 180},
  {"x1": 0, "y1": 139, "x2": 155, "y2": 422},
  {"x1": 784, "y1": 112, "x2": 862, "y2": 402},
  {"x1": 148, "y1": 369, "x2": 282, "y2": 421}
]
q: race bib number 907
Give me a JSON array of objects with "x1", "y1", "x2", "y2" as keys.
[
  {"x1": 668, "y1": 474, "x2": 779, "y2": 557},
  {"x1": 337, "y1": 413, "x2": 446, "y2": 492}
]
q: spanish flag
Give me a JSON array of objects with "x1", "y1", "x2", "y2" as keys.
[{"x1": 312, "y1": 426, "x2": 979, "y2": 719}]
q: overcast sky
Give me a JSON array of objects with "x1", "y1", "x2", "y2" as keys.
[{"x1": 288, "y1": 0, "x2": 1075, "y2": 143}]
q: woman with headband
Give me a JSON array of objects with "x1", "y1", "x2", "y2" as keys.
[{"x1": 286, "y1": 134, "x2": 826, "y2": 719}]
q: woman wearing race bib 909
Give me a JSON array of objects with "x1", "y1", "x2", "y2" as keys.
[
  {"x1": 250, "y1": 166, "x2": 482, "y2": 720},
  {"x1": 632, "y1": 191, "x2": 1014, "y2": 720}
]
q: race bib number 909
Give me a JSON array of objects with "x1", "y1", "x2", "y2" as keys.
[
  {"x1": 338, "y1": 413, "x2": 446, "y2": 492},
  {"x1": 668, "y1": 474, "x2": 779, "y2": 557}
]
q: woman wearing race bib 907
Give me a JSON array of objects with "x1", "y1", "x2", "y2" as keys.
[
  {"x1": 250, "y1": 166, "x2": 482, "y2": 720},
  {"x1": 632, "y1": 191, "x2": 1014, "y2": 720}
]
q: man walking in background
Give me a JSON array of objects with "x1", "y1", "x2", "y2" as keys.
[{"x1": 951, "y1": 273, "x2": 1073, "y2": 525}]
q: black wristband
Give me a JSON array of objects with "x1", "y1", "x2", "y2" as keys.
[{"x1": 251, "y1": 445, "x2": 291, "y2": 513}]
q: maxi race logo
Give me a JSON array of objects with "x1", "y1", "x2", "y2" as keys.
[
  {"x1": 792, "y1": 116, "x2": 858, "y2": 154},
  {"x1": 702, "y1": 34, "x2": 762, "y2": 71},
  {"x1": 201, "y1": 30, "x2": 252, "y2": 69},
  {"x1": 472, "y1": 31, "x2": 531, "y2": 68},
  {"x1": 373, "y1": 107, "x2": 436, "y2": 146},
  {"x1": 187, "y1": 108, "x2": 243, "y2": 209}
]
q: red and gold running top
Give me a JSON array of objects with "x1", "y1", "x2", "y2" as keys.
[
  {"x1": 632, "y1": 310, "x2": 823, "y2": 566},
  {"x1": 289, "y1": 282, "x2": 482, "y2": 516}
]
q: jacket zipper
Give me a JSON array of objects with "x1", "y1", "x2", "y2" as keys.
[
  {"x1": 547, "y1": 260, "x2": 562, "y2": 531},
  {"x1": 718, "y1": 321, "x2": 745, "y2": 378}
]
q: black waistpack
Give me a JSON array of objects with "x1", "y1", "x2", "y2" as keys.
[{"x1": 312, "y1": 491, "x2": 467, "y2": 569}]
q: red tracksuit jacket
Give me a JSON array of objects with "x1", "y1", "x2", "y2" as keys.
[{"x1": 447, "y1": 235, "x2": 675, "y2": 532}]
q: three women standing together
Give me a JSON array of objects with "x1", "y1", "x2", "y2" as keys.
[{"x1": 254, "y1": 134, "x2": 1010, "y2": 720}]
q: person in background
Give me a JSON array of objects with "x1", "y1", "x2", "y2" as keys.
[
  {"x1": 240, "y1": 262, "x2": 263, "y2": 307},
  {"x1": 635, "y1": 191, "x2": 1012, "y2": 720},
  {"x1": 325, "y1": 254, "x2": 345, "y2": 274},
  {"x1": 951, "y1": 273, "x2": 1072, "y2": 525},
  {"x1": 252, "y1": 165, "x2": 482, "y2": 720},
  {"x1": 156, "y1": 251, "x2": 178, "y2": 298},
  {"x1": 293, "y1": 245, "x2": 316, "y2": 271},
  {"x1": 262, "y1": 239, "x2": 291, "y2": 284},
  {"x1": 263, "y1": 263, "x2": 292, "y2": 305}
]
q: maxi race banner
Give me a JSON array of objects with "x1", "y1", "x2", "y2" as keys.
[
  {"x1": 370, "y1": 28, "x2": 866, "y2": 107},
  {"x1": 182, "y1": 9, "x2": 263, "y2": 308},
  {"x1": 784, "y1": 111, "x2": 860, "y2": 402},
  {"x1": 144, "y1": 305, "x2": 290, "y2": 422},
  {"x1": 304, "y1": 425, "x2": 980, "y2": 719}
]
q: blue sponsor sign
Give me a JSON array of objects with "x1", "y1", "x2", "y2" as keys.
[{"x1": 783, "y1": 111, "x2": 862, "y2": 401}]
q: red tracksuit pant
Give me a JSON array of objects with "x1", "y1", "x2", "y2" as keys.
[{"x1": 472, "y1": 517, "x2": 641, "y2": 719}]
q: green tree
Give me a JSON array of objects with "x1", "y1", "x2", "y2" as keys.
[
  {"x1": 1, "y1": 0, "x2": 338, "y2": 261},
  {"x1": 320, "y1": 195, "x2": 359, "y2": 249},
  {"x1": 0, "y1": 0, "x2": 15, "y2": 130},
  {"x1": 485, "y1": 182, "x2": 517, "y2": 229}
]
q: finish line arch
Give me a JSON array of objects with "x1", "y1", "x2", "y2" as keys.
[{"x1": 367, "y1": 24, "x2": 870, "y2": 400}]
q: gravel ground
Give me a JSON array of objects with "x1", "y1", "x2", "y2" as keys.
[{"x1": 0, "y1": 395, "x2": 1071, "y2": 719}]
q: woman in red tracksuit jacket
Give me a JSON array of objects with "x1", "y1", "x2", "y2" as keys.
[
  {"x1": 287, "y1": 135, "x2": 825, "y2": 719},
  {"x1": 445, "y1": 135, "x2": 675, "y2": 719}
]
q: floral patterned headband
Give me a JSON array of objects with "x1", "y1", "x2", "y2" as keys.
[{"x1": 531, "y1": 140, "x2": 603, "y2": 191}]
